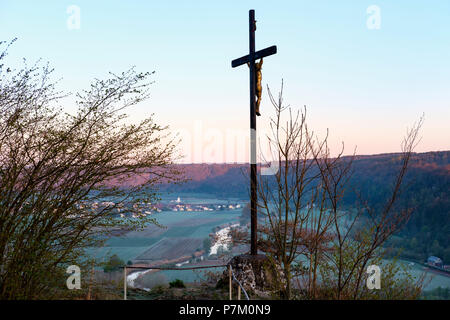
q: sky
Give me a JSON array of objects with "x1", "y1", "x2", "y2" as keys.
[{"x1": 0, "y1": 1, "x2": 449, "y2": 163}]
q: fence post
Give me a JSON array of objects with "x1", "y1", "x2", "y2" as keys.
[
  {"x1": 228, "y1": 265, "x2": 232, "y2": 300},
  {"x1": 87, "y1": 263, "x2": 94, "y2": 300},
  {"x1": 238, "y1": 285, "x2": 241, "y2": 300},
  {"x1": 124, "y1": 266, "x2": 127, "y2": 300}
]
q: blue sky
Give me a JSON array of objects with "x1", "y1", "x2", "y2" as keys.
[{"x1": 1, "y1": 1, "x2": 449, "y2": 163}]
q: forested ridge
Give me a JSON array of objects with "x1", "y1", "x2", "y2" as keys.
[
  {"x1": 159, "y1": 151, "x2": 449, "y2": 262},
  {"x1": 345, "y1": 151, "x2": 449, "y2": 263}
]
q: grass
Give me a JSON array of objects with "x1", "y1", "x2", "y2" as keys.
[{"x1": 126, "y1": 282, "x2": 229, "y2": 300}]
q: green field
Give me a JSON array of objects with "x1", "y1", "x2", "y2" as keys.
[
  {"x1": 86, "y1": 207, "x2": 241, "y2": 264},
  {"x1": 86, "y1": 195, "x2": 450, "y2": 290}
]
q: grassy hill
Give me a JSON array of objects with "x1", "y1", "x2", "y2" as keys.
[{"x1": 158, "y1": 151, "x2": 449, "y2": 263}]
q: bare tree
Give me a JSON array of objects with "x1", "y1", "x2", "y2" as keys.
[
  {"x1": 0, "y1": 40, "x2": 182, "y2": 299},
  {"x1": 254, "y1": 82, "x2": 338, "y2": 299},
  {"x1": 314, "y1": 115, "x2": 425, "y2": 299},
  {"x1": 231, "y1": 82, "x2": 424, "y2": 300}
]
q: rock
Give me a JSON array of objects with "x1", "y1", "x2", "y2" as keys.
[{"x1": 219, "y1": 254, "x2": 277, "y2": 295}]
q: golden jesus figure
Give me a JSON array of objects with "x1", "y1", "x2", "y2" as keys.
[
  {"x1": 255, "y1": 58, "x2": 263, "y2": 116},
  {"x1": 248, "y1": 58, "x2": 263, "y2": 116}
]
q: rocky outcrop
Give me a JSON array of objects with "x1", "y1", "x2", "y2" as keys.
[{"x1": 218, "y1": 254, "x2": 278, "y2": 296}]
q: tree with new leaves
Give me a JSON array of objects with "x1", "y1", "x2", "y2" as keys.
[
  {"x1": 0, "y1": 39, "x2": 182, "y2": 299},
  {"x1": 103, "y1": 255, "x2": 125, "y2": 273}
]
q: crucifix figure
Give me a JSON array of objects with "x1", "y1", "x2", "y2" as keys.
[
  {"x1": 247, "y1": 58, "x2": 263, "y2": 116},
  {"x1": 231, "y1": 9, "x2": 277, "y2": 255}
]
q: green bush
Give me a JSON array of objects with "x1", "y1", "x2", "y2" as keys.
[
  {"x1": 103, "y1": 254, "x2": 125, "y2": 273},
  {"x1": 151, "y1": 285, "x2": 167, "y2": 295},
  {"x1": 169, "y1": 279, "x2": 186, "y2": 288}
]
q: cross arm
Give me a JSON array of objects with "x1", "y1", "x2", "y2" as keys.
[{"x1": 231, "y1": 45, "x2": 277, "y2": 68}]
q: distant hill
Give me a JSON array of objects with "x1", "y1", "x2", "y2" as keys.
[
  {"x1": 159, "y1": 163, "x2": 249, "y2": 198},
  {"x1": 114, "y1": 151, "x2": 449, "y2": 262},
  {"x1": 156, "y1": 151, "x2": 449, "y2": 262},
  {"x1": 158, "y1": 151, "x2": 449, "y2": 198}
]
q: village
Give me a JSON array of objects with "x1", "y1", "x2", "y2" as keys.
[{"x1": 80, "y1": 196, "x2": 243, "y2": 219}]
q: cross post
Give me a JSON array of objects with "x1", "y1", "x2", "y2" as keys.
[{"x1": 231, "y1": 9, "x2": 277, "y2": 255}]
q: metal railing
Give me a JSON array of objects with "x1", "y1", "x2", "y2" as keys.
[
  {"x1": 229, "y1": 264, "x2": 250, "y2": 300},
  {"x1": 122, "y1": 264, "x2": 249, "y2": 300}
]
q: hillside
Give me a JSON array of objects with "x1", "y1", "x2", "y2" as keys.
[
  {"x1": 157, "y1": 151, "x2": 449, "y2": 262},
  {"x1": 159, "y1": 151, "x2": 449, "y2": 198},
  {"x1": 113, "y1": 151, "x2": 449, "y2": 262}
]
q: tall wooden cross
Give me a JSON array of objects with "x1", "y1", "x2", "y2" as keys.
[{"x1": 231, "y1": 10, "x2": 277, "y2": 255}]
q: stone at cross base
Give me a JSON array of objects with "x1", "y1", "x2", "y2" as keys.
[{"x1": 218, "y1": 254, "x2": 281, "y2": 297}]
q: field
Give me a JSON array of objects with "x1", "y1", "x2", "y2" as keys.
[
  {"x1": 87, "y1": 196, "x2": 242, "y2": 264},
  {"x1": 86, "y1": 194, "x2": 450, "y2": 291},
  {"x1": 135, "y1": 237, "x2": 203, "y2": 262}
]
